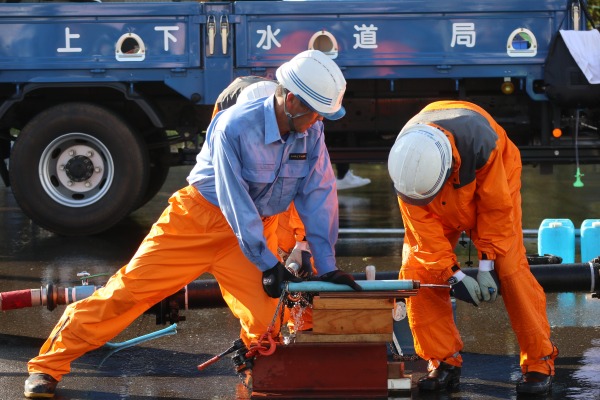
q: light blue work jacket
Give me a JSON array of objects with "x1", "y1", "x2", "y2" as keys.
[{"x1": 188, "y1": 96, "x2": 338, "y2": 274}]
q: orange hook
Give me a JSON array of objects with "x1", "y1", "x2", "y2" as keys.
[{"x1": 256, "y1": 333, "x2": 277, "y2": 356}]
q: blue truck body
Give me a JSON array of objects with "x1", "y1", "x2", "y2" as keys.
[
  {"x1": 0, "y1": 0, "x2": 597, "y2": 235},
  {"x1": 0, "y1": 1, "x2": 574, "y2": 100}
]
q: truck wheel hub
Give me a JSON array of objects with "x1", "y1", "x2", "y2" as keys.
[
  {"x1": 53, "y1": 143, "x2": 106, "y2": 194},
  {"x1": 64, "y1": 155, "x2": 94, "y2": 182}
]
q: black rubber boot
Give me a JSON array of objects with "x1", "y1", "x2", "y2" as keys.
[
  {"x1": 417, "y1": 361, "x2": 461, "y2": 391},
  {"x1": 516, "y1": 372, "x2": 553, "y2": 395},
  {"x1": 24, "y1": 373, "x2": 58, "y2": 398}
]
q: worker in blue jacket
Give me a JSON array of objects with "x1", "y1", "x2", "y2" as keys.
[{"x1": 25, "y1": 50, "x2": 361, "y2": 399}]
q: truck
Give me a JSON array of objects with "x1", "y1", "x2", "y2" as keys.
[{"x1": 0, "y1": 0, "x2": 598, "y2": 236}]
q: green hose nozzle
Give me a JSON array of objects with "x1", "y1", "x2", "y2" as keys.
[{"x1": 573, "y1": 167, "x2": 584, "y2": 188}]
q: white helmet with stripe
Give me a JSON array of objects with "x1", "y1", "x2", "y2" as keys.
[
  {"x1": 388, "y1": 123, "x2": 452, "y2": 206},
  {"x1": 276, "y1": 50, "x2": 346, "y2": 120}
]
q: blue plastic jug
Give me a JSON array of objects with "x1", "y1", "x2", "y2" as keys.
[
  {"x1": 581, "y1": 219, "x2": 600, "y2": 262},
  {"x1": 538, "y1": 218, "x2": 575, "y2": 263}
]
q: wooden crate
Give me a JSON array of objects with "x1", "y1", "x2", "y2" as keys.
[{"x1": 306, "y1": 296, "x2": 394, "y2": 341}]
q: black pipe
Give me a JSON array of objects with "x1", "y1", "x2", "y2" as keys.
[
  {"x1": 177, "y1": 262, "x2": 599, "y2": 311},
  {"x1": 185, "y1": 278, "x2": 225, "y2": 308},
  {"x1": 4, "y1": 263, "x2": 597, "y2": 317},
  {"x1": 354, "y1": 263, "x2": 599, "y2": 294},
  {"x1": 518, "y1": 263, "x2": 597, "y2": 293}
]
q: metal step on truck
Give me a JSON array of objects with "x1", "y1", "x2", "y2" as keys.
[{"x1": 0, "y1": 0, "x2": 598, "y2": 236}]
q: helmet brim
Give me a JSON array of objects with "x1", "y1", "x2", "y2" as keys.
[
  {"x1": 394, "y1": 167, "x2": 451, "y2": 206},
  {"x1": 320, "y1": 106, "x2": 346, "y2": 120},
  {"x1": 296, "y1": 94, "x2": 346, "y2": 120},
  {"x1": 397, "y1": 190, "x2": 437, "y2": 206}
]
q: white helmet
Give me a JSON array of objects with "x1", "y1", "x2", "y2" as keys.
[
  {"x1": 276, "y1": 50, "x2": 346, "y2": 120},
  {"x1": 388, "y1": 124, "x2": 452, "y2": 206},
  {"x1": 236, "y1": 80, "x2": 278, "y2": 105}
]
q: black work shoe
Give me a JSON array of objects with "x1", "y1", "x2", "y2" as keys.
[
  {"x1": 24, "y1": 373, "x2": 58, "y2": 398},
  {"x1": 516, "y1": 372, "x2": 553, "y2": 395},
  {"x1": 417, "y1": 361, "x2": 461, "y2": 391}
]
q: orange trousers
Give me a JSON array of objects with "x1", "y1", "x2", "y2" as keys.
[
  {"x1": 28, "y1": 186, "x2": 295, "y2": 381},
  {"x1": 400, "y1": 198, "x2": 557, "y2": 375},
  {"x1": 275, "y1": 201, "x2": 306, "y2": 253}
]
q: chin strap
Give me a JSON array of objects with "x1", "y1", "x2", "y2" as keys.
[
  {"x1": 283, "y1": 92, "x2": 313, "y2": 134},
  {"x1": 286, "y1": 115, "x2": 298, "y2": 133},
  {"x1": 283, "y1": 97, "x2": 298, "y2": 133}
]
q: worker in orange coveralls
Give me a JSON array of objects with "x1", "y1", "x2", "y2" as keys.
[
  {"x1": 387, "y1": 100, "x2": 558, "y2": 395},
  {"x1": 24, "y1": 50, "x2": 361, "y2": 399}
]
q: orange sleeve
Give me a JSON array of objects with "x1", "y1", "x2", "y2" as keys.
[
  {"x1": 471, "y1": 144, "x2": 517, "y2": 260},
  {"x1": 421, "y1": 101, "x2": 518, "y2": 260},
  {"x1": 399, "y1": 198, "x2": 458, "y2": 280}
]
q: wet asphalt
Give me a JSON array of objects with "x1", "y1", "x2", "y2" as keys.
[{"x1": 1, "y1": 163, "x2": 600, "y2": 400}]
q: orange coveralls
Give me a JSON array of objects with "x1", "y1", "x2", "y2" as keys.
[
  {"x1": 28, "y1": 186, "x2": 288, "y2": 380},
  {"x1": 398, "y1": 101, "x2": 557, "y2": 375}
]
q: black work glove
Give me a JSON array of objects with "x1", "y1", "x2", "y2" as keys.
[
  {"x1": 320, "y1": 270, "x2": 363, "y2": 291},
  {"x1": 298, "y1": 249, "x2": 313, "y2": 278},
  {"x1": 262, "y1": 262, "x2": 302, "y2": 298},
  {"x1": 448, "y1": 269, "x2": 482, "y2": 307}
]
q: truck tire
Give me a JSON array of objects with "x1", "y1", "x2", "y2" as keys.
[
  {"x1": 9, "y1": 102, "x2": 149, "y2": 236},
  {"x1": 134, "y1": 129, "x2": 171, "y2": 210}
]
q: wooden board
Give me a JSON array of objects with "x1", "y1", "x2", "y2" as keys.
[
  {"x1": 387, "y1": 361, "x2": 405, "y2": 378},
  {"x1": 294, "y1": 330, "x2": 392, "y2": 343},
  {"x1": 312, "y1": 296, "x2": 393, "y2": 310},
  {"x1": 312, "y1": 308, "x2": 393, "y2": 334}
]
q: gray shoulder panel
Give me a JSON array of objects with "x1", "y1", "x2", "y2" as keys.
[
  {"x1": 215, "y1": 76, "x2": 270, "y2": 111},
  {"x1": 406, "y1": 108, "x2": 498, "y2": 188}
]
